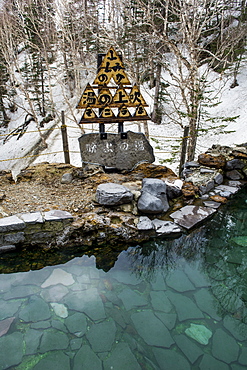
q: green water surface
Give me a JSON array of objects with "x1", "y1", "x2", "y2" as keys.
[{"x1": 0, "y1": 188, "x2": 247, "y2": 369}]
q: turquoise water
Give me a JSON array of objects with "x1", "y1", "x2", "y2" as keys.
[{"x1": 0, "y1": 188, "x2": 247, "y2": 369}]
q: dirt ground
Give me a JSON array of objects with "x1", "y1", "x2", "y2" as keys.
[{"x1": 0, "y1": 162, "x2": 177, "y2": 218}]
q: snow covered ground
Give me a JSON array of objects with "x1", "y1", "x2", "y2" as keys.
[{"x1": 0, "y1": 60, "x2": 247, "y2": 178}]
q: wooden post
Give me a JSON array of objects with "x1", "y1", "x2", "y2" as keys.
[
  {"x1": 143, "y1": 120, "x2": 149, "y2": 140},
  {"x1": 61, "y1": 111, "x2": 70, "y2": 164},
  {"x1": 179, "y1": 126, "x2": 189, "y2": 176}
]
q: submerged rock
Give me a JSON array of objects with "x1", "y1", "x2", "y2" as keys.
[{"x1": 185, "y1": 323, "x2": 212, "y2": 345}]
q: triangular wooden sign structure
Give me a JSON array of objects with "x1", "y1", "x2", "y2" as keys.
[
  {"x1": 77, "y1": 84, "x2": 98, "y2": 108},
  {"x1": 77, "y1": 46, "x2": 150, "y2": 123},
  {"x1": 129, "y1": 84, "x2": 148, "y2": 106},
  {"x1": 99, "y1": 106, "x2": 115, "y2": 119},
  {"x1": 117, "y1": 106, "x2": 132, "y2": 118}
]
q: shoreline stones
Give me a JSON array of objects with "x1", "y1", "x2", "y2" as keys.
[
  {"x1": 0, "y1": 143, "x2": 247, "y2": 252},
  {"x1": 95, "y1": 183, "x2": 133, "y2": 206},
  {"x1": 137, "y1": 178, "x2": 169, "y2": 214}
]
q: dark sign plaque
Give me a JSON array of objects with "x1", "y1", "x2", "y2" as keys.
[{"x1": 78, "y1": 131, "x2": 155, "y2": 170}]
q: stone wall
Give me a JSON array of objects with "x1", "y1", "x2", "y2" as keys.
[
  {"x1": 0, "y1": 210, "x2": 73, "y2": 253},
  {"x1": 0, "y1": 143, "x2": 247, "y2": 253}
]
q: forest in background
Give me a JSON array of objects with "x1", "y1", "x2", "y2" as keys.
[{"x1": 0, "y1": 0, "x2": 246, "y2": 161}]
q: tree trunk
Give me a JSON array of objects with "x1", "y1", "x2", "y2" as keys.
[{"x1": 151, "y1": 63, "x2": 162, "y2": 124}]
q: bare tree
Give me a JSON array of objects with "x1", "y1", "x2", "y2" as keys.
[{"x1": 114, "y1": 0, "x2": 247, "y2": 160}]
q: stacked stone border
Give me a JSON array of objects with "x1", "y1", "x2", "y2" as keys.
[
  {"x1": 0, "y1": 210, "x2": 73, "y2": 253},
  {"x1": 0, "y1": 143, "x2": 247, "y2": 254}
]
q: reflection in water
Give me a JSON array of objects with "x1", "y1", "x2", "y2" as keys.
[{"x1": 0, "y1": 188, "x2": 247, "y2": 369}]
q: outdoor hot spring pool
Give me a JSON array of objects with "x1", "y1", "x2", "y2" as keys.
[{"x1": 1, "y1": 188, "x2": 247, "y2": 369}]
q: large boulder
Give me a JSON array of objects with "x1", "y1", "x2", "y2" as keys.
[
  {"x1": 137, "y1": 178, "x2": 169, "y2": 214},
  {"x1": 95, "y1": 183, "x2": 133, "y2": 206},
  {"x1": 198, "y1": 154, "x2": 226, "y2": 169}
]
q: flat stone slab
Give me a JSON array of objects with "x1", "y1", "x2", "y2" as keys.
[
  {"x1": 41, "y1": 268, "x2": 75, "y2": 288},
  {"x1": 96, "y1": 183, "x2": 133, "y2": 206},
  {"x1": 137, "y1": 216, "x2": 154, "y2": 230},
  {"x1": 152, "y1": 219, "x2": 182, "y2": 236},
  {"x1": 18, "y1": 212, "x2": 43, "y2": 224},
  {"x1": 212, "y1": 328, "x2": 239, "y2": 363},
  {"x1": 185, "y1": 323, "x2": 212, "y2": 345},
  {"x1": 44, "y1": 210, "x2": 73, "y2": 222},
  {"x1": 0, "y1": 215, "x2": 25, "y2": 232},
  {"x1": 131, "y1": 310, "x2": 174, "y2": 348},
  {"x1": 170, "y1": 205, "x2": 216, "y2": 229},
  {"x1": 78, "y1": 131, "x2": 155, "y2": 170},
  {"x1": 103, "y1": 342, "x2": 141, "y2": 370},
  {"x1": 86, "y1": 318, "x2": 116, "y2": 352},
  {"x1": 203, "y1": 201, "x2": 221, "y2": 209},
  {"x1": 214, "y1": 184, "x2": 239, "y2": 197}
]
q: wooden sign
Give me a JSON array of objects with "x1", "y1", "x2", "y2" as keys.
[{"x1": 77, "y1": 46, "x2": 150, "y2": 123}]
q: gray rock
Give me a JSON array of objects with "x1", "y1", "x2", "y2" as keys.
[
  {"x1": 194, "y1": 289, "x2": 221, "y2": 320},
  {"x1": 18, "y1": 212, "x2": 43, "y2": 224},
  {"x1": 150, "y1": 291, "x2": 173, "y2": 313},
  {"x1": 214, "y1": 172, "x2": 224, "y2": 184},
  {"x1": 152, "y1": 219, "x2": 182, "y2": 236},
  {"x1": 166, "y1": 270, "x2": 195, "y2": 292},
  {"x1": 226, "y1": 169, "x2": 243, "y2": 180},
  {"x1": 3, "y1": 232, "x2": 25, "y2": 244},
  {"x1": 0, "y1": 245, "x2": 16, "y2": 253},
  {"x1": 239, "y1": 347, "x2": 247, "y2": 366},
  {"x1": 166, "y1": 183, "x2": 182, "y2": 199},
  {"x1": 0, "y1": 215, "x2": 25, "y2": 232},
  {"x1": 131, "y1": 310, "x2": 174, "y2": 347},
  {"x1": 78, "y1": 131, "x2": 155, "y2": 171},
  {"x1": 44, "y1": 210, "x2": 73, "y2": 222},
  {"x1": 199, "y1": 180, "x2": 215, "y2": 195},
  {"x1": 86, "y1": 319, "x2": 116, "y2": 352},
  {"x1": 223, "y1": 315, "x2": 247, "y2": 342},
  {"x1": 63, "y1": 288, "x2": 106, "y2": 321},
  {"x1": 103, "y1": 342, "x2": 140, "y2": 370},
  {"x1": 200, "y1": 168, "x2": 214, "y2": 174},
  {"x1": 137, "y1": 192, "x2": 165, "y2": 213},
  {"x1": 24, "y1": 329, "x2": 43, "y2": 355},
  {"x1": 212, "y1": 328, "x2": 239, "y2": 363},
  {"x1": 166, "y1": 291, "x2": 204, "y2": 321},
  {"x1": 203, "y1": 201, "x2": 221, "y2": 209},
  {"x1": 0, "y1": 300, "x2": 24, "y2": 320},
  {"x1": 96, "y1": 183, "x2": 133, "y2": 206},
  {"x1": 137, "y1": 178, "x2": 169, "y2": 214},
  {"x1": 174, "y1": 334, "x2": 203, "y2": 364},
  {"x1": 74, "y1": 345, "x2": 102, "y2": 370},
  {"x1": 19, "y1": 296, "x2": 51, "y2": 322},
  {"x1": 137, "y1": 216, "x2": 154, "y2": 230},
  {"x1": 170, "y1": 205, "x2": 216, "y2": 230},
  {"x1": 184, "y1": 161, "x2": 200, "y2": 168},
  {"x1": 64, "y1": 312, "x2": 87, "y2": 336},
  {"x1": 199, "y1": 354, "x2": 229, "y2": 370},
  {"x1": 153, "y1": 348, "x2": 190, "y2": 370},
  {"x1": 228, "y1": 180, "x2": 242, "y2": 187},
  {"x1": 39, "y1": 329, "x2": 69, "y2": 353},
  {"x1": 214, "y1": 184, "x2": 239, "y2": 196},
  {"x1": 226, "y1": 158, "x2": 245, "y2": 170},
  {"x1": 118, "y1": 288, "x2": 147, "y2": 311},
  {"x1": 185, "y1": 323, "x2": 212, "y2": 345},
  {"x1": 61, "y1": 172, "x2": 73, "y2": 184},
  {"x1": 4, "y1": 285, "x2": 39, "y2": 300},
  {"x1": 0, "y1": 332, "x2": 23, "y2": 369},
  {"x1": 155, "y1": 312, "x2": 177, "y2": 330}
]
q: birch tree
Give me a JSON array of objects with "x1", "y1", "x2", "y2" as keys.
[{"x1": 120, "y1": 0, "x2": 247, "y2": 160}]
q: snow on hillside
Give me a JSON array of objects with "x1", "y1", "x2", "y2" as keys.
[{"x1": 0, "y1": 60, "x2": 247, "y2": 178}]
